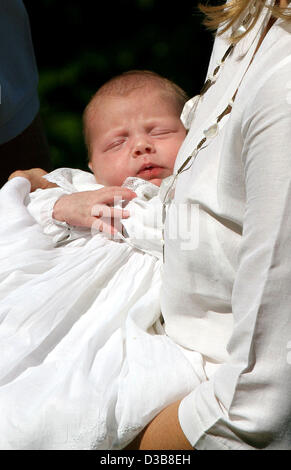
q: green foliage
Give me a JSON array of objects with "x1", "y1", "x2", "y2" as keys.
[{"x1": 24, "y1": 0, "x2": 213, "y2": 171}]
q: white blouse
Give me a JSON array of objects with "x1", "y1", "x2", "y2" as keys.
[{"x1": 162, "y1": 1, "x2": 291, "y2": 449}]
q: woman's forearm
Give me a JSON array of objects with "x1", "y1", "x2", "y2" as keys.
[{"x1": 125, "y1": 400, "x2": 193, "y2": 450}]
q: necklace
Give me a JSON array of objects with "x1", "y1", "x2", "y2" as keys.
[{"x1": 160, "y1": 1, "x2": 262, "y2": 263}]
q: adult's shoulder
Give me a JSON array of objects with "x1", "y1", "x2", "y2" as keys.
[
  {"x1": 237, "y1": 19, "x2": 291, "y2": 118},
  {"x1": 0, "y1": 0, "x2": 39, "y2": 144}
]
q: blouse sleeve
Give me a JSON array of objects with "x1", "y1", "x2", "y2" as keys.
[{"x1": 178, "y1": 58, "x2": 291, "y2": 449}]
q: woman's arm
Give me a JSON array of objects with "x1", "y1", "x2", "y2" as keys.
[{"x1": 125, "y1": 401, "x2": 193, "y2": 450}]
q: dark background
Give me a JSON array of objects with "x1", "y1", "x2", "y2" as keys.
[{"x1": 23, "y1": 0, "x2": 216, "y2": 171}]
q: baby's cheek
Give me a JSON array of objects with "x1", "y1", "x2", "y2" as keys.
[
  {"x1": 102, "y1": 162, "x2": 125, "y2": 186},
  {"x1": 173, "y1": 136, "x2": 185, "y2": 158},
  {"x1": 167, "y1": 143, "x2": 181, "y2": 166}
]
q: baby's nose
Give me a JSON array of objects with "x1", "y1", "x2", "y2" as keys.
[{"x1": 133, "y1": 141, "x2": 154, "y2": 157}]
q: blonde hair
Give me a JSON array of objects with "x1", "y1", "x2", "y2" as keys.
[
  {"x1": 83, "y1": 70, "x2": 188, "y2": 159},
  {"x1": 199, "y1": 0, "x2": 291, "y2": 43}
]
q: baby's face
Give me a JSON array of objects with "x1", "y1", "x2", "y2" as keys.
[{"x1": 87, "y1": 88, "x2": 186, "y2": 187}]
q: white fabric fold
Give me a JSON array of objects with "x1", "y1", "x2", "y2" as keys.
[{"x1": 0, "y1": 172, "x2": 205, "y2": 449}]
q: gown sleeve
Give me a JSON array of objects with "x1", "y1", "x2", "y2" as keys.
[
  {"x1": 27, "y1": 168, "x2": 102, "y2": 246},
  {"x1": 27, "y1": 186, "x2": 77, "y2": 246}
]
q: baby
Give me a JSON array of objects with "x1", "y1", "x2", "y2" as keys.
[
  {"x1": 0, "y1": 72, "x2": 194, "y2": 450},
  {"x1": 84, "y1": 69, "x2": 187, "y2": 187},
  {"x1": 19, "y1": 70, "x2": 187, "y2": 240}
]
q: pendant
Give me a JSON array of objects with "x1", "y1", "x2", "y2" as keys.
[
  {"x1": 180, "y1": 95, "x2": 200, "y2": 130},
  {"x1": 233, "y1": 25, "x2": 247, "y2": 38},
  {"x1": 203, "y1": 123, "x2": 218, "y2": 139}
]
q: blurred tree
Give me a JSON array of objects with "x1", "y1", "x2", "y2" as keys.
[{"x1": 24, "y1": 0, "x2": 214, "y2": 170}]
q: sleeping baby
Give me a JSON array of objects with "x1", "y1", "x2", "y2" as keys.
[{"x1": 0, "y1": 71, "x2": 202, "y2": 450}]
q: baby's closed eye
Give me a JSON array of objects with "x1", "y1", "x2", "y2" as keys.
[
  {"x1": 149, "y1": 128, "x2": 175, "y2": 137},
  {"x1": 105, "y1": 139, "x2": 127, "y2": 151}
]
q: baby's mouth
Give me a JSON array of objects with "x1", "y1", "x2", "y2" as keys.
[{"x1": 137, "y1": 164, "x2": 163, "y2": 179}]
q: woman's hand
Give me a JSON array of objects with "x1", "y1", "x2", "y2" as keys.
[
  {"x1": 53, "y1": 187, "x2": 137, "y2": 235},
  {"x1": 8, "y1": 168, "x2": 56, "y2": 192}
]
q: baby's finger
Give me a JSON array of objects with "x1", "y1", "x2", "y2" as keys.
[
  {"x1": 91, "y1": 217, "x2": 119, "y2": 236},
  {"x1": 91, "y1": 204, "x2": 130, "y2": 219},
  {"x1": 99, "y1": 187, "x2": 137, "y2": 205}
]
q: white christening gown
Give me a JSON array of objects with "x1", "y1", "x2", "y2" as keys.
[{"x1": 0, "y1": 169, "x2": 205, "y2": 449}]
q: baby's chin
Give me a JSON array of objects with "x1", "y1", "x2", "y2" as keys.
[{"x1": 147, "y1": 178, "x2": 162, "y2": 187}]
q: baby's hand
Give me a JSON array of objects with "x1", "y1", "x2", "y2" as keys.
[
  {"x1": 53, "y1": 186, "x2": 136, "y2": 234},
  {"x1": 8, "y1": 168, "x2": 57, "y2": 192}
]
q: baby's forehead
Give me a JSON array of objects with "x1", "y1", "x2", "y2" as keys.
[
  {"x1": 101, "y1": 84, "x2": 173, "y2": 103},
  {"x1": 93, "y1": 86, "x2": 178, "y2": 117},
  {"x1": 84, "y1": 84, "x2": 181, "y2": 143}
]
